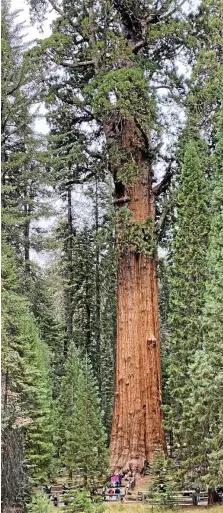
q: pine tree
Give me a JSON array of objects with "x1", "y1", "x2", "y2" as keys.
[
  {"x1": 65, "y1": 491, "x2": 105, "y2": 513},
  {"x1": 174, "y1": 106, "x2": 223, "y2": 498},
  {"x1": 204, "y1": 105, "x2": 223, "y2": 486},
  {"x1": 28, "y1": 492, "x2": 53, "y2": 513},
  {"x1": 51, "y1": 173, "x2": 116, "y2": 431},
  {"x1": 58, "y1": 343, "x2": 108, "y2": 487},
  {"x1": 166, "y1": 142, "x2": 209, "y2": 455},
  {"x1": 1, "y1": 0, "x2": 52, "y2": 275},
  {"x1": 164, "y1": 0, "x2": 223, "y2": 479},
  {"x1": 24, "y1": 331, "x2": 55, "y2": 485},
  {"x1": 27, "y1": 267, "x2": 65, "y2": 399},
  {"x1": 148, "y1": 446, "x2": 177, "y2": 508},
  {"x1": 2, "y1": 242, "x2": 55, "y2": 494}
]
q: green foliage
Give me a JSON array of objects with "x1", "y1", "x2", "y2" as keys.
[
  {"x1": 174, "y1": 105, "x2": 223, "y2": 487},
  {"x1": 57, "y1": 343, "x2": 108, "y2": 486},
  {"x1": 52, "y1": 177, "x2": 116, "y2": 433},
  {"x1": 108, "y1": 146, "x2": 141, "y2": 185},
  {"x1": 28, "y1": 492, "x2": 53, "y2": 513},
  {"x1": 1, "y1": 0, "x2": 51, "y2": 269},
  {"x1": 64, "y1": 491, "x2": 105, "y2": 513},
  {"x1": 25, "y1": 333, "x2": 55, "y2": 485},
  {"x1": 197, "y1": 104, "x2": 223, "y2": 485},
  {"x1": 158, "y1": 257, "x2": 170, "y2": 405},
  {"x1": 148, "y1": 447, "x2": 177, "y2": 509},
  {"x1": 116, "y1": 207, "x2": 156, "y2": 258},
  {"x1": 92, "y1": 67, "x2": 156, "y2": 128},
  {"x1": 184, "y1": 1, "x2": 223, "y2": 142},
  {"x1": 1, "y1": 242, "x2": 55, "y2": 508},
  {"x1": 165, "y1": 141, "x2": 209, "y2": 451},
  {"x1": 2, "y1": 242, "x2": 55, "y2": 485}
]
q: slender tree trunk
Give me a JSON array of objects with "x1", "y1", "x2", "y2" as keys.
[
  {"x1": 64, "y1": 187, "x2": 74, "y2": 355},
  {"x1": 208, "y1": 488, "x2": 218, "y2": 505},
  {"x1": 24, "y1": 186, "x2": 34, "y2": 275},
  {"x1": 108, "y1": 120, "x2": 166, "y2": 473},
  {"x1": 95, "y1": 178, "x2": 101, "y2": 392},
  {"x1": 24, "y1": 207, "x2": 30, "y2": 275},
  {"x1": 85, "y1": 278, "x2": 91, "y2": 354}
]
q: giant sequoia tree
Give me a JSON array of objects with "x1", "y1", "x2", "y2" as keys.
[{"x1": 27, "y1": 0, "x2": 202, "y2": 472}]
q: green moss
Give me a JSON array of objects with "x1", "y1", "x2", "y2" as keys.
[
  {"x1": 117, "y1": 162, "x2": 140, "y2": 185},
  {"x1": 108, "y1": 146, "x2": 140, "y2": 185},
  {"x1": 116, "y1": 207, "x2": 156, "y2": 259}
]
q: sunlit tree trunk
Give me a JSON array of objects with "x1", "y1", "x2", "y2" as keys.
[{"x1": 108, "y1": 120, "x2": 166, "y2": 473}]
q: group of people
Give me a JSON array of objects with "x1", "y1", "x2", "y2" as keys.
[
  {"x1": 106, "y1": 471, "x2": 136, "y2": 500},
  {"x1": 110, "y1": 471, "x2": 136, "y2": 489}
]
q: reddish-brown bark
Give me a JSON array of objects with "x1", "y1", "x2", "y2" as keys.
[{"x1": 107, "y1": 120, "x2": 166, "y2": 473}]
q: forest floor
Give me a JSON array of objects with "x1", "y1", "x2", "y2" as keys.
[
  {"x1": 105, "y1": 506, "x2": 222, "y2": 513},
  {"x1": 52, "y1": 504, "x2": 222, "y2": 512}
]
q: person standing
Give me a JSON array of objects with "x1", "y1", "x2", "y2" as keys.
[{"x1": 195, "y1": 487, "x2": 201, "y2": 504}]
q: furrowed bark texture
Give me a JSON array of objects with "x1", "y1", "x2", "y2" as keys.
[{"x1": 108, "y1": 120, "x2": 166, "y2": 473}]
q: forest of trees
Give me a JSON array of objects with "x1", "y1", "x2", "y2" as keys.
[{"x1": 1, "y1": 0, "x2": 223, "y2": 512}]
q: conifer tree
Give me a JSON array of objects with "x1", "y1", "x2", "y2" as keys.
[
  {"x1": 1, "y1": 0, "x2": 51, "y2": 276},
  {"x1": 2, "y1": 242, "x2": 55, "y2": 495},
  {"x1": 24, "y1": 332, "x2": 54, "y2": 485},
  {"x1": 203, "y1": 105, "x2": 223, "y2": 486},
  {"x1": 58, "y1": 343, "x2": 108, "y2": 486},
  {"x1": 166, "y1": 142, "x2": 209, "y2": 453},
  {"x1": 173, "y1": 106, "x2": 223, "y2": 497},
  {"x1": 65, "y1": 491, "x2": 104, "y2": 513},
  {"x1": 148, "y1": 446, "x2": 177, "y2": 508},
  {"x1": 52, "y1": 173, "x2": 116, "y2": 430},
  {"x1": 28, "y1": 492, "x2": 53, "y2": 513},
  {"x1": 165, "y1": 0, "x2": 223, "y2": 474}
]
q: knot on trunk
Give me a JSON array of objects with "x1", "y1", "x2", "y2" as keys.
[{"x1": 147, "y1": 336, "x2": 156, "y2": 348}]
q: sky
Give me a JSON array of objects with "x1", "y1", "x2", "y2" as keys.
[
  {"x1": 11, "y1": 0, "x2": 52, "y2": 39},
  {"x1": 11, "y1": 0, "x2": 54, "y2": 135}
]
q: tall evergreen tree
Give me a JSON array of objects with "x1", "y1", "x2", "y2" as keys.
[
  {"x1": 51, "y1": 173, "x2": 116, "y2": 431},
  {"x1": 166, "y1": 142, "x2": 209, "y2": 454},
  {"x1": 2, "y1": 242, "x2": 55, "y2": 507},
  {"x1": 164, "y1": 0, "x2": 223, "y2": 472},
  {"x1": 57, "y1": 343, "x2": 108, "y2": 486},
  {"x1": 1, "y1": 0, "x2": 51, "y2": 277},
  {"x1": 173, "y1": 106, "x2": 223, "y2": 498},
  {"x1": 24, "y1": 0, "x2": 223, "y2": 473}
]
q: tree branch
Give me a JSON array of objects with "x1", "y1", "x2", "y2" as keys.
[
  {"x1": 161, "y1": 0, "x2": 186, "y2": 20},
  {"x1": 60, "y1": 60, "x2": 94, "y2": 69},
  {"x1": 153, "y1": 160, "x2": 174, "y2": 196},
  {"x1": 48, "y1": 0, "x2": 77, "y2": 29},
  {"x1": 64, "y1": 172, "x2": 95, "y2": 187},
  {"x1": 132, "y1": 40, "x2": 146, "y2": 54}
]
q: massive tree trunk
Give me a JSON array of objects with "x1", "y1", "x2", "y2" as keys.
[{"x1": 108, "y1": 119, "x2": 166, "y2": 473}]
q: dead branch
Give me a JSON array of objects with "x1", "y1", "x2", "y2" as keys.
[{"x1": 152, "y1": 160, "x2": 174, "y2": 196}]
